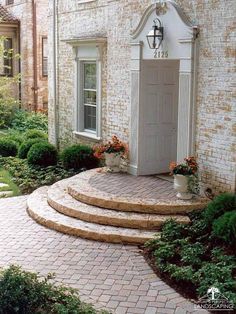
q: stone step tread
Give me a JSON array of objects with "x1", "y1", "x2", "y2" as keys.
[
  {"x1": 67, "y1": 169, "x2": 208, "y2": 214},
  {"x1": 47, "y1": 179, "x2": 190, "y2": 229},
  {"x1": 27, "y1": 187, "x2": 158, "y2": 245}
]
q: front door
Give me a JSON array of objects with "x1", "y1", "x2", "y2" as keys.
[{"x1": 139, "y1": 60, "x2": 179, "y2": 175}]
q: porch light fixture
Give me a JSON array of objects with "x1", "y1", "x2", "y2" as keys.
[{"x1": 146, "y1": 18, "x2": 164, "y2": 49}]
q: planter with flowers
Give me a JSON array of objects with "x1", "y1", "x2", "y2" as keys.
[
  {"x1": 94, "y1": 136, "x2": 128, "y2": 173},
  {"x1": 169, "y1": 157, "x2": 199, "y2": 200}
]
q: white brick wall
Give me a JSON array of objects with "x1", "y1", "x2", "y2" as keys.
[{"x1": 48, "y1": 0, "x2": 236, "y2": 193}]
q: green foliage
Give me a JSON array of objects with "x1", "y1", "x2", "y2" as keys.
[
  {"x1": 165, "y1": 264, "x2": 194, "y2": 282},
  {"x1": 18, "y1": 138, "x2": 46, "y2": 159},
  {"x1": 0, "y1": 265, "x2": 107, "y2": 314},
  {"x1": 0, "y1": 100, "x2": 18, "y2": 129},
  {"x1": 180, "y1": 242, "x2": 206, "y2": 267},
  {"x1": 4, "y1": 130, "x2": 24, "y2": 147},
  {"x1": 0, "y1": 157, "x2": 76, "y2": 194},
  {"x1": 0, "y1": 139, "x2": 18, "y2": 157},
  {"x1": 24, "y1": 129, "x2": 48, "y2": 140},
  {"x1": 27, "y1": 142, "x2": 58, "y2": 167},
  {"x1": 145, "y1": 194, "x2": 236, "y2": 307},
  {"x1": 203, "y1": 193, "x2": 236, "y2": 226},
  {"x1": 11, "y1": 110, "x2": 48, "y2": 132},
  {"x1": 212, "y1": 210, "x2": 236, "y2": 244},
  {"x1": 0, "y1": 36, "x2": 20, "y2": 128},
  {"x1": 61, "y1": 144, "x2": 99, "y2": 170}
]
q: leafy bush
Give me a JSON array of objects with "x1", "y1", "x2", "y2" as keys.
[
  {"x1": 0, "y1": 265, "x2": 107, "y2": 314},
  {"x1": 18, "y1": 138, "x2": 46, "y2": 159},
  {"x1": 204, "y1": 193, "x2": 236, "y2": 226},
  {"x1": 24, "y1": 129, "x2": 48, "y2": 140},
  {"x1": 61, "y1": 144, "x2": 99, "y2": 170},
  {"x1": 145, "y1": 194, "x2": 236, "y2": 308},
  {"x1": 0, "y1": 139, "x2": 18, "y2": 157},
  {"x1": 0, "y1": 157, "x2": 77, "y2": 194},
  {"x1": 0, "y1": 101, "x2": 18, "y2": 129},
  {"x1": 11, "y1": 110, "x2": 48, "y2": 132},
  {"x1": 4, "y1": 132, "x2": 24, "y2": 147},
  {"x1": 212, "y1": 210, "x2": 236, "y2": 244},
  {"x1": 27, "y1": 142, "x2": 58, "y2": 167}
]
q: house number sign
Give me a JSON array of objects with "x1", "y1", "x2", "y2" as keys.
[{"x1": 154, "y1": 49, "x2": 168, "y2": 58}]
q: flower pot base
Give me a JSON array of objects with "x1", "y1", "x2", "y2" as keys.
[
  {"x1": 176, "y1": 192, "x2": 193, "y2": 200},
  {"x1": 106, "y1": 166, "x2": 120, "y2": 173}
]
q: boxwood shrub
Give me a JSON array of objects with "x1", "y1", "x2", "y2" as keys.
[
  {"x1": 0, "y1": 139, "x2": 18, "y2": 157},
  {"x1": 27, "y1": 142, "x2": 58, "y2": 167},
  {"x1": 61, "y1": 144, "x2": 99, "y2": 170},
  {"x1": 18, "y1": 138, "x2": 46, "y2": 159}
]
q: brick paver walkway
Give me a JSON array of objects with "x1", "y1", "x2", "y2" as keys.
[
  {"x1": 0, "y1": 196, "x2": 203, "y2": 314},
  {"x1": 90, "y1": 173, "x2": 177, "y2": 200}
]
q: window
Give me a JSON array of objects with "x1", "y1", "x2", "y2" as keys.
[
  {"x1": 0, "y1": 38, "x2": 13, "y2": 77},
  {"x1": 6, "y1": 0, "x2": 14, "y2": 4},
  {"x1": 82, "y1": 62, "x2": 97, "y2": 132},
  {"x1": 42, "y1": 37, "x2": 48, "y2": 77},
  {"x1": 66, "y1": 38, "x2": 106, "y2": 140}
]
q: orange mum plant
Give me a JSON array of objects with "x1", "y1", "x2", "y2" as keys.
[
  {"x1": 93, "y1": 135, "x2": 128, "y2": 159},
  {"x1": 169, "y1": 156, "x2": 198, "y2": 176}
]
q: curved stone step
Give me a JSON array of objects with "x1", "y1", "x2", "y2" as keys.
[
  {"x1": 27, "y1": 187, "x2": 158, "y2": 245},
  {"x1": 68, "y1": 169, "x2": 208, "y2": 214},
  {"x1": 47, "y1": 179, "x2": 190, "y2": 230}
]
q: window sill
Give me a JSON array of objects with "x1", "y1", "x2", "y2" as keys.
[{"x1": 73, "y1": 131, "x2": 101, "y2": 142}]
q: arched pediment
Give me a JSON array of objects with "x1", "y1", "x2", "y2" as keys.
[{"x1": 131, "y1": 1, "x2": 198, "y2": 60}]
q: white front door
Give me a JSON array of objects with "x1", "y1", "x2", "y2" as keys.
[{"x1": 139, "y1": 60, "x2": 179, "y2": 175}]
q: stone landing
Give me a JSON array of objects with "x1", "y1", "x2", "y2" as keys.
[{"x1": 27, "y1": 168, "x2": 208, "y2": 244}]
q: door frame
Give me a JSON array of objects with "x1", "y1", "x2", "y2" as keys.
[{"x1": 129, "y1": 1, "x2": 199, "y2": 175}]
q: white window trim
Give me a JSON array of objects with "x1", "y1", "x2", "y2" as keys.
[
  {"x1": 76, "y1": 57, "x2": 102, "y2": 140},
  {"x1": 63, "y1": 37, "x2": 106, "y2": 141}
]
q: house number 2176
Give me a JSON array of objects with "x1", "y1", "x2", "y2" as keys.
[{"x1": 154, "y1": 50, "x2": 168, "y2": 59}]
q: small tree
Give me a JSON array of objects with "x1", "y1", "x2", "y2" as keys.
[{"x1": 0, "y1": 35, "x2": 20, "y2": 128}]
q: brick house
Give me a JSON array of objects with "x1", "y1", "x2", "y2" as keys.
[
  {"x1": 0, "y1": 0, "x2": 48, "y2": 110},
  {"x1": 48, "y1": 0, "x2": 236, "y2": 194}
]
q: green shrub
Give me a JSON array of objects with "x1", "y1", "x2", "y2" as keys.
[
  {"x1": 27, "y1": 142, "x2": 58, "y2": 167},
  {"x1": 11, "y1": 110, "x2": 48, "y2": 132},
  {"x1": 0, "y1": 101, "x2": 18, "y2": 129},
  {"x1": 0, "y1": 157, "x2": 76, "y2": 194},
  {"x1": 4, "y1": 130, "x2": 24, "y2": 147},
  {"x1": 204, "y1": 193, "x2": 236, "y2": 225},
  {"x1": 24, "y1": 129, "x2": 47, "y2": 140},
  {"x1": 0, "y1": 139, "x2": 18, "y2": 157},
  {"x1": 212, "y1": 210, "x2": 236, "y2": 244},
  {"x1": 145, "y1": 193, "x2": 236, "y2": 308},
  {"x1": 0, "y1": 265, "x2": 106, "y2": 314},
  {"x1": 61, "y1": 144, "x2": 99, "y2": 170},
  {"x1": 18, "y1": 138, "x2": 46, "y2": 159}
]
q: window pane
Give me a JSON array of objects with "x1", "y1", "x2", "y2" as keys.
[
  {"x1": 84, "y1": 63, "x2": 96, "y2": 89},
  {"x1": 84, "y1": 90, "x2": 96, "y2": 105},
  {"x1": 84, "y1": 105, "x2": 96, "y2": 131}
]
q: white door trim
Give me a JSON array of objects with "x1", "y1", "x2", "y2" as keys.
[{"x1": 129, "y1": 1, "x2": 199, "y2": 175}]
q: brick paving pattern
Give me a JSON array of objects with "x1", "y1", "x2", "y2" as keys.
[
  {"x1": 90, "y1": 173, "x2": 177, "y2": 200},
  {"x1": 0, "y1": 196, "x2": 205, "y2": 314}
]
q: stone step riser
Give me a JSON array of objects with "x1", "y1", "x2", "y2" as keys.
[
  {"x1": 67, "y1": 169, "x2": 208, "y2": 215},
  {"x1": 27, "y1": 187, "x2": 157, "y2": 245},
  {"x1": 27, "y1": 207, "x2": 151, "y2": 245},
  {"x1": 47, "y1": 191, "x2": 190, "y2": 230},
  {"x1": 68, "y1": 186, "x2": 204, "y2": 214}
]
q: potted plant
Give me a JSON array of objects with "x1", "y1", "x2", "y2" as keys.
[
  {"x1": 94, "y1": 136, "x2": 128, "y2": 172},
  {"x1": 169, "y1": 156, "x2": 199, "y2": 200}
]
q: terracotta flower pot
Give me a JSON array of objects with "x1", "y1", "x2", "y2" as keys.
[
  {"x1": 174, "y1": 174, "x2": 193, "y2": 200},
  {"x1": 104, "y1": 152, "x2": 121, "y2": 172}
]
